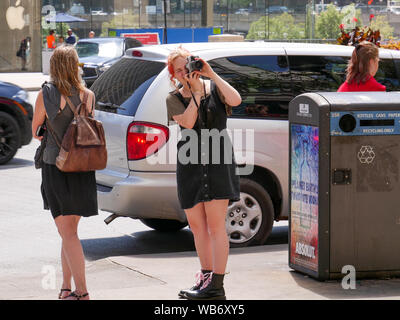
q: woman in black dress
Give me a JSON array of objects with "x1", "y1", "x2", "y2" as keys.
[
  {"x1": 166, "y1": 47, "x2": 241, "y2": 300},
  {"x1": 32, "y1": 46, "x2": 97, "y2": 300}
]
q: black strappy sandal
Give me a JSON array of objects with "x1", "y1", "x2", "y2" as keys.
[
  {"x1": 58, "y1": 288, "x2": 71, "y2": 299},
  {"x1": 64, "y1": 291, "x2": 90, "y2": 300}
]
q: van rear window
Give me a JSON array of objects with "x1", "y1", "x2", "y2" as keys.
[{"x1": 92, "y1": 58, "x2": 164, "y2": 115}]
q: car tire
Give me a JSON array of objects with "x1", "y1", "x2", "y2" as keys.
[
  {"x1": 140, "y1": 218, "x2": 188, "y2": 232},
  {"x1": 0, "y1": 111, "x2": 21, "y2": 165},
  {"x1": 227, "y1": 178, "x2": 275, "y2": 248}
]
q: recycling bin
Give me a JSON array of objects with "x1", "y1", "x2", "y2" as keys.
[{"x1": 288, "y1": 92, "x2": 400, "y2": 280}]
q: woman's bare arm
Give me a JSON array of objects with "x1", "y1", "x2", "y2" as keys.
[{"x1": 32, "y1": 90, "x2": 46, "y2": 140}]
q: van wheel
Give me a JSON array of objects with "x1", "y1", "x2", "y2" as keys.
[
  {"x1": 0, "y1": 112, "x2": 21, "y2": 165},
  {"x1": 140, "y1": 218, "x2": 188, "y2": 232},
  {"x1": 227, "y1": 178, "x2": 274, "y2": 247}
]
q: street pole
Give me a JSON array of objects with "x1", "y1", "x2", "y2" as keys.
[
  {"x1": 311, "y1": 0, "x2": 315, "y2": 40},
  {"x1": 267, "y1": 0, "x2": 270, "y2": 40},
  {"x1": 163, "y1": 0, "x2": 168, "y2": 44},
  {"x1": 227, "y1": 0, "x2": 229, "y2": 32}
]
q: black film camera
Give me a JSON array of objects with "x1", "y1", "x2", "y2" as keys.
[{"x1": 186, "y1": 56, "x2": 203, "y2": 73}]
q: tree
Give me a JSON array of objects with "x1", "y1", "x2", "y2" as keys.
[
  {"x1": 315, "y1": 4, "x2": 362, "y2": 40},
  {"x1": 370, "y1": 16, "x2": 394, "y2": 40},
  {"x1": 246, "y1": 13, "x2": 304, "y2": 40},
  {"x1": 315, "y1": 4, "x2": 344, "y2": 39}
]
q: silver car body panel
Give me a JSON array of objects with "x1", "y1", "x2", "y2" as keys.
[
  {"x1": 97, "y1": 171, "x2": 186, "y2": 222},
  {"x1": 95, "y1": 109, "x2": 133, "y2": 186}
]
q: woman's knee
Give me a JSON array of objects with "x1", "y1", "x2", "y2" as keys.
[{"x1": 55, "y1": 216, "x2": 79, "y2": 240}]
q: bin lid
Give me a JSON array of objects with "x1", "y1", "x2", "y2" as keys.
[
  {"x1": 292, "y1": 92, "x2": 400, "y2": 111},
  {"x1": 289, "y1": 92, "x2": 400, "y2": 125}
]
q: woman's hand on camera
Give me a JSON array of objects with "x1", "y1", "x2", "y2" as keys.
[
  {"x1": 184, "y1": 71, "x2": 202, "y2": 93},
  {"x1": 193, "y1": 58, "x2": 216, "y2": 80}
]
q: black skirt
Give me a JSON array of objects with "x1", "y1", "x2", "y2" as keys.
[{"x1": 41, "y1": 163, "x2": 98, "y2": 219}]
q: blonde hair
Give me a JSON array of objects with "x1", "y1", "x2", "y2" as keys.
[
  {"x1": 50, "y1": 45, "x2": 85, "y2": 96},
  {"x1": 346, "y1": 41, "x2": 379, "y2": 85},
  {"x1": 166, "y1": 45, "x2": 191, "y2": 89}
]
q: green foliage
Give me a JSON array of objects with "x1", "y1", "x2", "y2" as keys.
[
  {"x1": 246, "y1": 12, "x2": 304, "y2": 40},
  {"x1": 315, "y1": 4, "x2": 344, "y2": 39},
  {"x1": 370, "y1": 16, "x2": 394, "y2": 40},
  {"x1": 315, "y1": 4, "x2": 362, "y2": 39}
]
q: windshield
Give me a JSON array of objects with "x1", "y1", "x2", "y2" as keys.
[{"x1": 76, "y1": 41, "x2": 123, "y2": 58}]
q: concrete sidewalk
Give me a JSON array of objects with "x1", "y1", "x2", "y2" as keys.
[
  {"x1": 4, "y1": 244, "x2": 400, "y2": 300},
  {"x1": 0, "y1": 72, "x2": 49, "y2": 91}
]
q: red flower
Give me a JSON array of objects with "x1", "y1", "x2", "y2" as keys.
[
  {"x1": 353, "y1": 17, "x2": 358, "y2": 23},
  {"x1": 339, "y1": 23, "x2": 344, "y2": 30},
  {"x1": 370, "y1": 14, "x2": 375, "y2": 21},
  {"x1": 368, "y1": 0, "x2": 374, "y2": 5}
]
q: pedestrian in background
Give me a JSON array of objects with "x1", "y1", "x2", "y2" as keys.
[
  {"x1": 66, "y1": 29, "x2": 76, "y2": 45},
  {"x1": 16, "y1": 37, "x2": 28, "y2": 71},
  {"x1": 166, "y1": 46, "x2": 241, "y2": 300},
  {"x1": 89, "y1": 31, "x2": 95, "y2": 38},
  {"x1": 338, "y1": 41, "x2": 386, "y2": 92},
  {"x1": 57, "y1": 35, "x2": 65, "y2": 47},
  {"x1": 31, "y1": 45, "x2": 97, "y2": 300},
  {"x1": 46, "y1": 30, "x2": 56, "y2": 49}
]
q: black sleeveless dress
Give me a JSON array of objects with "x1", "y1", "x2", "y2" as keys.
[
  {"x1": 168, "y1": 81, "x2": 240, "y2": 210},
  {"x1": 40, "y1": 82, "x2": 98, "y2": 219}
]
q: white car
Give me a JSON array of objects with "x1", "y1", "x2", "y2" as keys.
[{"x1": 91, "y1": 42, "x2": 400, "y2": 247}]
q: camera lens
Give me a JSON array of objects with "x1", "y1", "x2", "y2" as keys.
[{"x1": 195, "y1": 60, "x2": 203, "y2": 70}]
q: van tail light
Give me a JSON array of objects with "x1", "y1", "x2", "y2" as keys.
[{"x1": 127, "y1": 122, "x2": 169, "y2": 160}]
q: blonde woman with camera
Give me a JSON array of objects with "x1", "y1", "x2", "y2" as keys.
[{"x1": 166, "y1": 46, "x2": 241, "y2": 300}]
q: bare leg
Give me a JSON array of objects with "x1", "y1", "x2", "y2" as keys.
[
  {"x1": 60, "y1": 244, "x2": 72, "y2": 298},
  {"x1": 185, "y1": 202, "x2": 213, "y2": 271},
  {"x1": 204, "y1": 199, "x2": 229, "y2": 274},
  {"x1": 55, "y1": 215, "x2": 88, "y2": 296}
]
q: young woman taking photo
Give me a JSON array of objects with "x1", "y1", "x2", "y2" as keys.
[{"x1": 166, "y1": 46, "x2": 242, "y2": 300}]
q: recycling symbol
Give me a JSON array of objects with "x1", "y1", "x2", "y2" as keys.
[{"x1": 357, "y1": 145, "x2": 375, "y2": 164}]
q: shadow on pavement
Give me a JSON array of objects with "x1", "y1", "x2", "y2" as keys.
[
  {"x1": 0, "y1": 158, "x2": 33, "y2": 170},
  {"x1": 82, "y1": 225, "x2": 289, "y2": 261},
  {"x1": 289, "y1": 268, "x2": 400, "y2": 299}
]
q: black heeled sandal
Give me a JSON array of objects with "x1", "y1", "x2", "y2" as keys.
[
  {"x1": 58, "y1": 288, "x2": 71, "y2": 299},
  {"x1": 64, "y1": 291, "x2": 90, "y2": 300}
]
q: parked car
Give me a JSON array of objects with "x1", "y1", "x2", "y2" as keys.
[
  {"x1": 0, "y1": 81, "x2": 32, "y2": 164},
  {"x1": 267, "y1": 6, "x2": 289, "y2": 14},
  {"x1": 76, "y1": 37, "x2": 142, "y2": 87},
  {"x1": 91, "y1": 42, "x2": 400, "y2": 247},
  {"x1": 235, "y1": 8, "x2": 250, "y2": 15}
]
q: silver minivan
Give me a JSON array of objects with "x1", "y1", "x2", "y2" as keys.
[{"x1": 92, "y1": 42, "x2": 400, "y2": 247}]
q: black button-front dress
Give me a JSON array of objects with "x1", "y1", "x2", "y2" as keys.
[{"x1": 166, "y1": 81, "x2": 240, "y2": 210}]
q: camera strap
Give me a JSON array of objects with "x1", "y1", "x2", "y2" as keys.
[
  {"x1": 188, "y1": 80, "x2": 207, "y2": 129},
  {"x1": 188, "y1": 80, "x2": 206, "y2": 109}
]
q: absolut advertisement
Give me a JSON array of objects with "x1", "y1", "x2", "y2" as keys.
[{"x1": 290, "y1": 124, "x2": 319, "y2": 272}]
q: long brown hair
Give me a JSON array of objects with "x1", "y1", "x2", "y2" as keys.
[
  {"x1": 49, "y1": 45, "x2": 85, "y2": 96},
  {"x1": 346, "y1": 41, "x2": 379, "y2": 85}
]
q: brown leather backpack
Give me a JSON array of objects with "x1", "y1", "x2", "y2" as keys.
[{"x1": 48, "y1": 90, "x2": 107, "y2": 172}]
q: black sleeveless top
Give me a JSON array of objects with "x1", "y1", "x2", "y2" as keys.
[
  {"x1": 166, "y1": 81, "x2": 240, "y2": 210},
  {"x1": 42, "y1": 82, "x2": 81, "y2": 164}
]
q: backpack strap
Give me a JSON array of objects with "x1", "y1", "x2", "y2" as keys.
[
  {"x1": 63, "y1": 90, "x2": 90, "y2": 117},
  {"x1": 45, "y1": 117, "x2": 61, "y2": 148}
]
